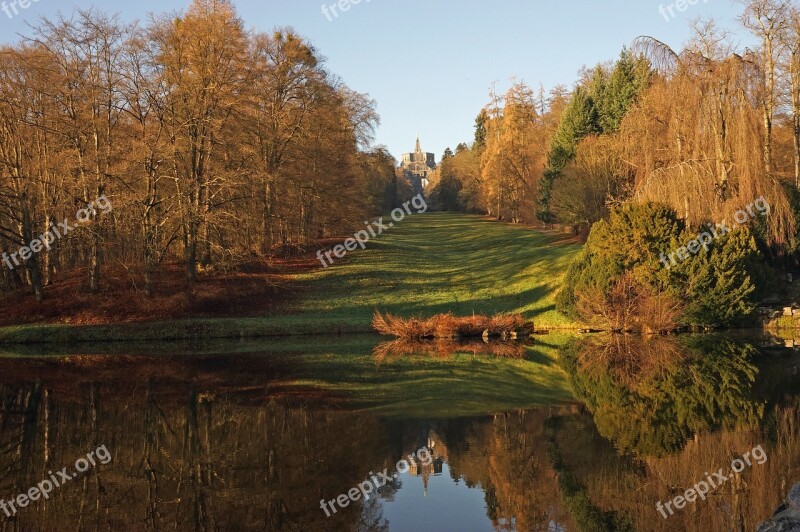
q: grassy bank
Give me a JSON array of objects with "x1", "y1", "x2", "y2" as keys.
[{"x1": 0, "y1": 213, "x2": 582, "y2": 344}]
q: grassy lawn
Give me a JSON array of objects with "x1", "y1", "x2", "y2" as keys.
[
  {"x1": 0, "y1": 213, "x2": 583, "y2": 344},
  {"x1": 294, "y1": 212, "x2": 582, "y2": 328}
]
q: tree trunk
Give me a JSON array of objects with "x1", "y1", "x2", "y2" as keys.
[
  {"x1": 20, "y1": 208, "x2": 43, "y2": 302},
  {"x1": 764, "y1": 109, "x2": 773, "y2": 174},
  {"x1": 792, "y1": 52, "x2": 800, "y2": 187},
  {"x1": 88, "y1": 231, "x2": 100, "y2": 293},
  {"x1": 794, "y1": 115, "x2": 800, "y2": 188},
  {"x1": 261, "y1": 177, "x2": 274, "y2": 255},
  {"x1": 185, "y1": 225, "x2": 197, "y2": 284}
]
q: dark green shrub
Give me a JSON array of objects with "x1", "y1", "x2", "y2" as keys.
[
  {"x1": 673, "y1": 227, "x2": 759, "y2": 326},
  {"x1": 557, "y1": 202, "x2": 762, "y2": 328}
]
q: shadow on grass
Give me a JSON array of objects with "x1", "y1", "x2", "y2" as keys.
[{"x1": 0, "y1": 213, "x2": 582, "y2": 344}]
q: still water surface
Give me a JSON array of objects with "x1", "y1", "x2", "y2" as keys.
[{"x1": 0, "y1": 333, "x2": 797, "y2": 531}]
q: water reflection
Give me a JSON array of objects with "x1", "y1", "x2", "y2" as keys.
[
  {"x1": 0, "y1": 370, "x2": 575, "y2": 530},
  {"x1": 0, "y1": 335, "x2": 795, "y2": 531},
  {"x1": 373, "y1": 339, "x2": 529, "y2": 363},
  {"x1": 558, "y1": 334, "x2": 800, "y2": 531},
  {"x1": 560, "y1": 334, "x2": 766, "y2": 456}
]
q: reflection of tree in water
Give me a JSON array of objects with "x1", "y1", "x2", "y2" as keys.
[
  {"x1": 0, "y1": 378, "x2": 396, "y2": 531},
  {"x1": 433, "y1": 412, "x2": 577, "y2": 531},
  {"x1": 0, "y1": 355, "x2": 572, "y2": 530},
  {"x1": 356, "y1": 497, "x2": 390, "y2": 532},
  {"x1": 0, "y1": 361, "x2": 568, "y2": 531},
  {"x1": 561, "y1": 334, "x2": 765, "y2": 456},
  {"x1": 372, "y1": 339, "x2": 527, "y2": 363}
]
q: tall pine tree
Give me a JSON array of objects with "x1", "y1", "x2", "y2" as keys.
[{"x1": 538, "y1": 87, "x2": 599, "y2": 221}]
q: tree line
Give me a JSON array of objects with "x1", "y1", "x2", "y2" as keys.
[
  {"x1": 430, "y1": 0, "x2": 800, "y2": 329},
  {"x1": 0, "y1": 0, "x2": 403, "y2": 301},
  {"x1": 431, "y1": 0, "x2": 800, "y2": 249}
]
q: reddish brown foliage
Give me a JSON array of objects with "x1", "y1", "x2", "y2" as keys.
[
  {"x1": 372, "y1": 311, "x2": 534, "y2": 339},
  {"x1": 0, "y1": 251, "x2": 326, "y2": 326},
  {"x1": 575, "y1": 271, "x2": 683, "y2": 333},
  {"x1": 373, "y1": 338, "x2": 529, "y2": 363}
]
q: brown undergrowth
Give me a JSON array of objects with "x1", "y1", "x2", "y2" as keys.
[{"x1": 372, "y1": 310, "x2": 535, "y2": 339}]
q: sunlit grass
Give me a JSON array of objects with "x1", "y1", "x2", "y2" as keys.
[
  {"x1": 292, "y1": 212, "x2": 582, "y2": 330},
  {"x1": 0, "y1": 213, "x2": 583, "y2": 343}
]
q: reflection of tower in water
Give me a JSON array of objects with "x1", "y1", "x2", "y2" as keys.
[{"x1": 406, "y1": 435, "x2": 446, "y2": 497}]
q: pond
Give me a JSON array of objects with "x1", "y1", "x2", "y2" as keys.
[{"x1": 0, "y1": 333, "x2": 796, "y2": 531}]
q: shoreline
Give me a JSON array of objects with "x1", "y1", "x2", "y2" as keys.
[
  {"x1": 0, "y1": 316, "x2": 590, "y2": 346},
  {"x1": 0, "y1": 315, "x2": 785, "y2": 347}
]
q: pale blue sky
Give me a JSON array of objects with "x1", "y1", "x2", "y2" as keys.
[{"x1": 0, "y1": 0, "x2": 751, "y2": 162}]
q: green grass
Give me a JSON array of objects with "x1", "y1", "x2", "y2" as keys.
[
  {"x1": 0, "y1": 213, "x2": 583, "y2": 344},
  {"x1": 294, "y1": 213, "x2": 581, "y2": 327}
]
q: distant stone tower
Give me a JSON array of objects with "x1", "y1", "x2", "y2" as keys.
[{"x1": 400, "y1": 136, "x2": 436, "y2": 196}]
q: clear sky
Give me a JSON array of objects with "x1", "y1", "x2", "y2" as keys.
[{"x1": 0, "y1": 0, "x2": 752, "y2": 162}]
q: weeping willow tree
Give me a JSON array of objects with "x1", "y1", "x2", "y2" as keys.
[{"x1": 624, "y1": 21, "x2": 795, "y2": 248}]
